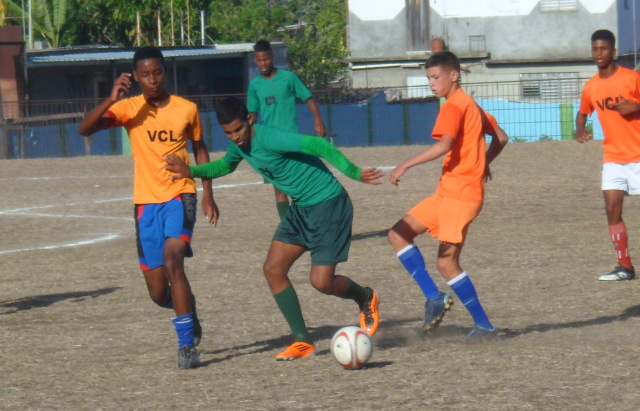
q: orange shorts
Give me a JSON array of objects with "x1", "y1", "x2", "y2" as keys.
[{"x1": 407, "y1": 194, "x2": 482, "y2": 244}]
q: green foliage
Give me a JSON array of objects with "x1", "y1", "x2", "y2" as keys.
[
  {"x1": 281, "y1": 0, "x2": 349, "y2": 89},
  {"x1": 208, "y1": 0, "x2": 286, "y2": 43},
  {"x1": 510, "y1": 136, "x2": 528, "y2": 143},
  {"x1": 6, "y1": 0, "x2": 79, "y2": 46},
  {"x1": 538, "y1": 134, "x2": 554, "y2": 142},
  {"x1": 207, "y1": 0, "x2": 349, "y2": 89}
]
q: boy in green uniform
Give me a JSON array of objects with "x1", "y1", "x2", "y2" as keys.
[
  {"x1": 163, "y1": 97, "x2": 381, "y2": 360},
  {"x1": 247, "y1": 39, "x2": 326, "y2": 220}
]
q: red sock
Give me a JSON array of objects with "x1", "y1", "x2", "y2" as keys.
[{"x1": 609, "y1": 222, "x2": 633, "y2": 269}]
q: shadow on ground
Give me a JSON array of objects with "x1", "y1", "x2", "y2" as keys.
[{"x1": 0, "y1": 287, "x2": 121, "y2": 315}]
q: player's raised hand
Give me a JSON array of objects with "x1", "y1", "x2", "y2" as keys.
[
  {"x1": 359, "y1": 167, "x2": 384, "y2": 184},
  {"x1": 163, "y1": 153, "x2": 192, "y2": 180},
  {"x1": 612, "y1": 95, "x2": 640, "y2": 116},
  {"x1": 109, "y1": 73, "x2": 132, "y2": 103}
]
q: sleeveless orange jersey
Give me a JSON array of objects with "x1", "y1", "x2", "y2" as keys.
[
  {"x1": 579, "y1": 66, "x2": 640, "y2": 164},
  {"x1": 432, "y1": 89, "x2": 486, "y2": 204},
  {"x1": 106, "y1": 95, "x2": 202, "y2": 204}
]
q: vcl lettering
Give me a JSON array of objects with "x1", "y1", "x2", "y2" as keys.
[{"x1": 147, "y1": 130, "x2": 179, "y2": 142}]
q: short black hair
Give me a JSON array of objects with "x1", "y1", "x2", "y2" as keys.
[
  {"x1": 591, "y1": 29, "x2": 616, "y2": 49},
  {"x1": 215, "y1": 97, "x2": 248, "y2": 125},
  {"x1": 425, "y1": 51, "x2": 460, "y2": 73},
  {"x1": 133, "y1": 46, "x2": 165, "y2": 69},
  {"x1": 253, "y1": 39, "x2": 272, "y2": 53}
]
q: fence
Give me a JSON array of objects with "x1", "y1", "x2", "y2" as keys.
[{"x1": 0, "y1": 79, "x2": 601, "y2": 159}]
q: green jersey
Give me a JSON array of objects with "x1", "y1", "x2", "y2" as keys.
[
  {"x1": 247, "y1": 69, "x2": 313, "y2": 133},
  {"x1": 189, "y1": 124, "x2": 361, "y2": 207}
]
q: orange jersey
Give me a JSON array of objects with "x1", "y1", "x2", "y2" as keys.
[
  {"x1": 106, "y1": 95, "x2": 202, "y2": 204},
  {"x1": 432, "y1": 88, "x2": 486, "y2": 204},
  {"x1": 579, "y1": 66, "x2": 640, "y2": 164}
]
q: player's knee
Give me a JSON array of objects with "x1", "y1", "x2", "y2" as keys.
[
  {"x1": 148, "y1": 287, "x2": 169, "y2": 306},
  {"x1": 387, "y1": 227, "x2": 400, "y2": 243},
  {"x1": 263, "y1": 260, "x2": 286, "y2": 283},
  {"x1": 310, "y1": 276, "x2": 333, "y2": 294}
]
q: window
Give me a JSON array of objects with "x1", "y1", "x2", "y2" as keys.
[
  {"x1": 520, "y1": 72, "x2": 580, "y2": 101},
  {"x1": 469, "y1": 35, "x2": 486, "y2": 54},
  {"x1": 540, "y1": 0, "x2": 577, "y2": 12}
]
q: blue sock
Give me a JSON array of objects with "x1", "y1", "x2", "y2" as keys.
[
  {"x1": 448, "y1": 272, "x2": 494, "y2": 330},
  {"x1": 397, "y1": 244, "x2": 440, "y2": 300},
  {"x1": 172, "y1": 312, "x2": 195, "y2": 348}
]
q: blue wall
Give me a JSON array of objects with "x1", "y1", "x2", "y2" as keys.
[{"x1": 6, "y1": 96, "x2": 440, "y2": 159}]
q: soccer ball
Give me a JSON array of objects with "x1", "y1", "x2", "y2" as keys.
[{"x1": 330, "y1": 326, "x2": 373, "y2": 370}]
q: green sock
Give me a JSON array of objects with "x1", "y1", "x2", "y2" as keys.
[
  {"x1": 273, "y1": 285, "x2": 311, "y2": 343},
  {"x1": 340, "y1": 278, "x2": 372, "y2": 307},
  {"x1": 276, "y1": 200, "x2": 290, "y2": 220}
]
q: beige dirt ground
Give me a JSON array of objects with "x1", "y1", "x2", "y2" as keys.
[{"x1": 1, "y1": 141, "x2": 640, "y2": 410}]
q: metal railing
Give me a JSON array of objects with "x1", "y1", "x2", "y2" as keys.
[{"x1": 0, "y1": 79, "x2": 596, "y2": 159}]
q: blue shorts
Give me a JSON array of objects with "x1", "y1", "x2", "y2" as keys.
[{"x1": 134, "y1": 193, "x2": 197, "y2": 271}]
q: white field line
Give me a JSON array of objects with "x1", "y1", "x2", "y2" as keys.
[
  {"x1": 0, "y1": 234, "x2": 121, "y2": 255},
  {"x1": 0, "y1": 180, "x2": 262, "y2": 255},
  {"x1": 0, "y1": 164, "x2": 393, "y2": 255}
]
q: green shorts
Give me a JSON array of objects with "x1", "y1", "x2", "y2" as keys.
[{"x1": 273, "y1": 189, "x2": 352, "y2": 265}]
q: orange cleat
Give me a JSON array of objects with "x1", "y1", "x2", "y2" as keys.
[
  {"x1": 359, "y1": 288, "x2": 380, "y2": 336},
  {"x1": 275, "y1": 341, "x2": 315, "y2": 361}
]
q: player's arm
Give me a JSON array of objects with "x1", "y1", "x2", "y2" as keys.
[
  {"x1": 163, "y1": 153, "x2": 237, "y2": 181},
  {"x1": 305, "y1": 98, "x2": 326, "y2": 137},
  {"x1": 389, "y1": 135, "x2": 454, "y2": 186},
  {"x1": 484, "y1": 125, "x2": 508, "y2": 182},
  {"x1": 300, "y1": 135, "x2": 383, "y2": 184},
  {"x1": 486, "y1": 125, "x2": 508, "y2": 166},
  {"x1": 191, "y1": 139, "x2": 219, "y2": 227},
  {"x1": 575, "y1": 112, "x2": 592, "y2": 143},
  {"x1": 78, "y1": 73, "x2": 131, "y2": 136}
]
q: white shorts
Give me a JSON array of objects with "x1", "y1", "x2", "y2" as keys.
[{"x1": 602, "y1": 162, "x2": 640, "y2": 194}]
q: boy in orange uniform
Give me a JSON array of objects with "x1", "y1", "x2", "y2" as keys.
[
  {"x1": 576, "y1": 29, "x2": 640, "y2": 281},
  {"x1": 78, "y1": 47, "x2": 218, "y2": 368},
  {"x1": 387, "y1": 51, "x2": 508, "y2": 340}
]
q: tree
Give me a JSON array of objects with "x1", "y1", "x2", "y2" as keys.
[
  {"x1": 5, "y1": 0, "x2": 80, "y2": 47},
  {"x1": 281, "y1": 0, "x2": 349, "y2": 89},
  {"x1": 207, "y1": 0, "x2": 286, "y2": 44}
]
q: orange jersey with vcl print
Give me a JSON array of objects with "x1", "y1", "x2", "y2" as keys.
[
  {"x1": 579, "y1": 66, "x2": 640, "y2": 164},
  {"x1": 106, "y1": 94, "x2": 202, "y2": 204}
]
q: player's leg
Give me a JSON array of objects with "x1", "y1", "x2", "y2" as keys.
[
  {"x1": 390, "y1": 213, "x2": 453, "y2": 333},
  {"x1": 437, "y1": 241, "x2": 495, "y2": 339},
  {"x1": 388, "y1": 214, "x2": 441, "y2": 300},
  {"x1": 602, "y1": 189, "x2": 634, "y2": 278},
  {"x1": 306, "y1": 190, "x2": 380, "y2": 335},
  {"x1": 274, "y1": 186, "x2": 290, "y2": 220},
  {"x1": 308, "y1": 264, "x2": 379, "y2": 336},
  {"x1": 600, "y1": 163, "x2": 635, "y2": 280},
  {"x1": 164, "y1": 194, "x2": 201, "y2": 368},
  {"x1": 263, "y1": 240, "x2": 314, "y2": 360}
]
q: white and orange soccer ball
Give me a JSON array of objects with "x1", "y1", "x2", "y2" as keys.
[{"x1": 330, "y1": 326, "x2": 373, "y2": 369}]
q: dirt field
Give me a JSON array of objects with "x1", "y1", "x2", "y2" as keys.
[{"x1": 2, "y1": 141, "x2": 640, "y2": 410}]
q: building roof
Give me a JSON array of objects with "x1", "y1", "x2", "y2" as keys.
[{"x1": 26, "y1": 44, "x2": 258, "y2": 67}]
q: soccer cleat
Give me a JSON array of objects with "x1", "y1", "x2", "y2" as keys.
[
  {"x1": 177, "y1": 345, "x2": 200, "y2": 369},
  {"x1": 274, "y1": 342, "x2": 315, "y2": 361},
  {"x1": 359, "y1": 288, "x2": 380, "y2": 336},
  {"x1": 422, "y1": 292, "x2": 454, "y2": 333},
  {"x1": 466, "y1": 325, "x2": 499, "y2": 343},
  {"x1": 191, "y1": 294, "x2": 202, "y2": 347},
  {"x1": 599, "y1": 265, "x2": 635, "y2": 281}
]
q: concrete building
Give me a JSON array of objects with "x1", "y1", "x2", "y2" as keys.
[{"x1": 348, "y1": 0, "x2": 636, "y2": 101}]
